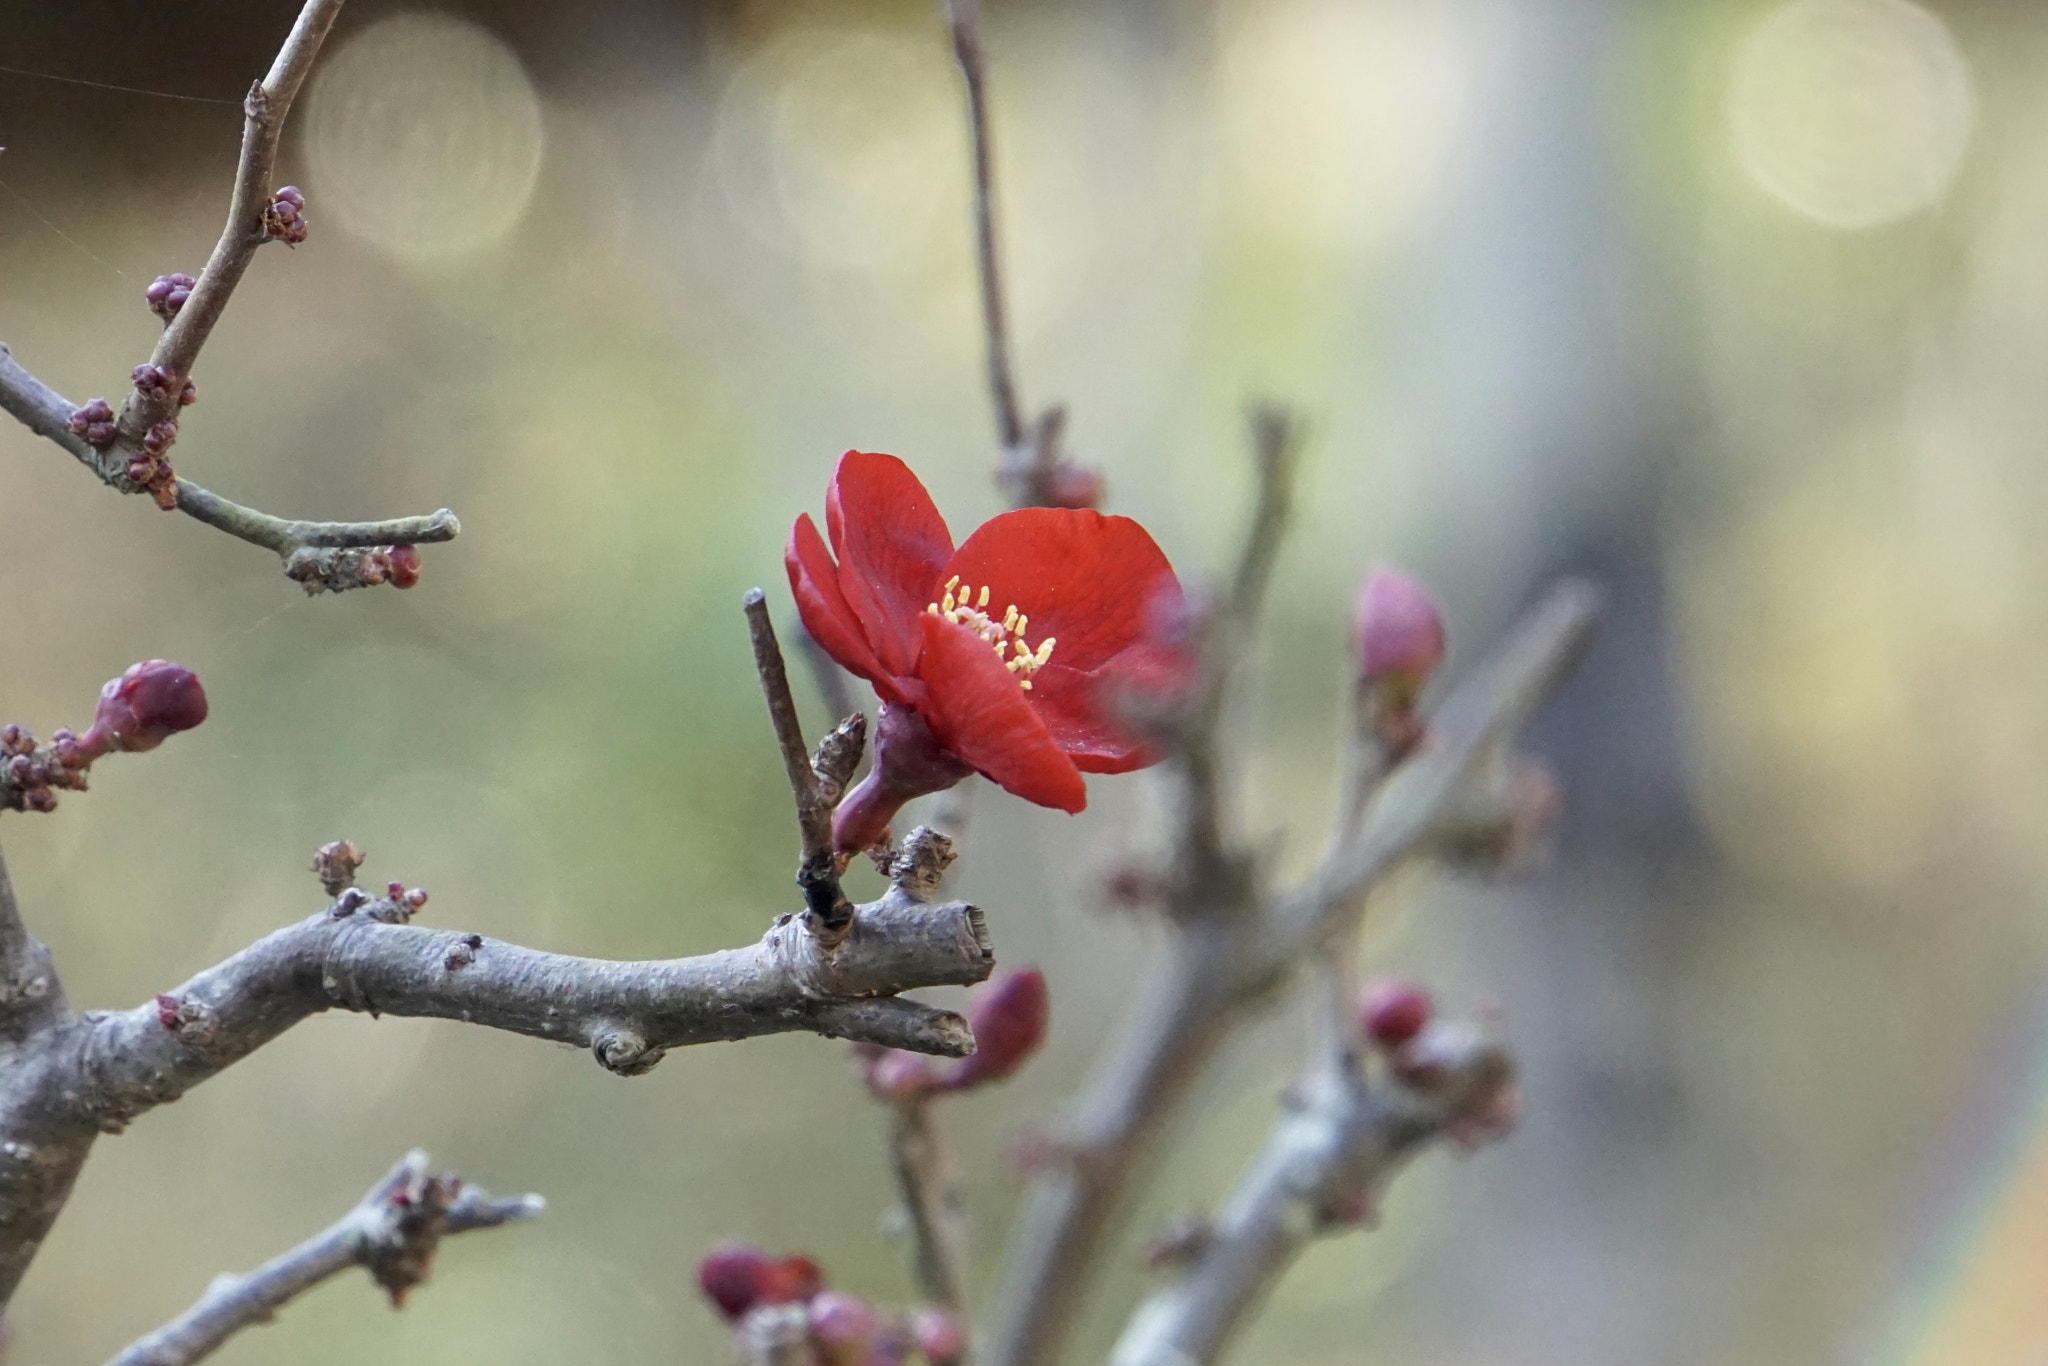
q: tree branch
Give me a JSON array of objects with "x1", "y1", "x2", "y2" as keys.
[
  {"x1": 0, "y1": 1, "x2": 464, "y2": 591},
  {"x1": 0, "y1": 873, "x2": 992, "y2": 1303},
  {"x1": 0, "y1": 837, "x2": 69, "y2": 1045},
  {"x1": 888, "y1": 1096, "x2": 975, "y2": 1326},
  {"x1": 1108, "y1": 1029, "x2": 1514, "y2": 1366},
  {"x1": 944, "y1": 0, "x2": 1025, "y2": 462},
  {"x1": 980, "y1": 580, "x2": 1598, "y2": 1366},
  {"x1": 104, "y1": 1150, "x2": 542, "y2": 1366}
]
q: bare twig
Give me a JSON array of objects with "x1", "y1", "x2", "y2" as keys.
[
  {"x1": 980, "y1": 581, "x2": 1598, "y2": 1366},
  {"x1": 104, "y1": 1150, "x2": 542, "y2": 1366},
  {"x1": 888, "y1": 1097, "x2": 976, "y2": 1324},
  {"x1": 945, "y1": 0, "x2": 1024, "y2": 459},
  {"x1": 0, "y1": 880, "x2": 991, "y2": 1303},
  {"x1": 746, "y1": 590, "x2": 860, "y2": 938},
  {"x1": 1109, "y1": 1031, "x2": 1514, "y2": 1366},
  {"x1": 0, "y1": 2, "x2": 463, "y2": 589}
]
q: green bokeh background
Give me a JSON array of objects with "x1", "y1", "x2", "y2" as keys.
[{"x1": 8, "y1": 0, "x2": 2048, "y2": 1362}]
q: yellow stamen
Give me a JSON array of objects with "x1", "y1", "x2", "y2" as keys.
[{"x1": 978, "y1": 585, "x2": 990, "y2": 608}]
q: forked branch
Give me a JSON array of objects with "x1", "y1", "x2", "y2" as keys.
[{"x1": 104, "y1": 1150, "x2": 542, "y2": 1366}]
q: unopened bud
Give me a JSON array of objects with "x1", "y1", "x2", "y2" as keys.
[
  {"x1": 755, "y1": 1253, "x2": 823, "y2": 1306},
  {"x1": 264, "y1": 185, "x2": 309, "y2": 245},
  {"x1": 1357, "y1": 977, "x2": 1433, "y2": 1049},
  {"x1": 145, "y1": 271, "x2": 196, "y2": 320},
  {"x1": 861, "y1": 1048, "x2": 933, "y2": 1101},
  {"x1": 934, "y1": 967, "x2": 1047, "y2": 1091},
  {"x1": 910, "y1": 1306, "x2": 967, "y2": 1364},
  {"x1": 1353, "y1": 566, "x2": 1445, "y2": 704},
  {"x1": 807, "y1": 1291, "x2": 876, "y2": 1359},
  {"x1": 79, "y1": 660, "x2": 208, "y2": 756},
  {"x1": 386, "y1": 543, "x2": 421, "y2": 589},
  {"x1": 1044, "y1": 461, "x2": 1104, "y2": 510},
  {"x1": 697, "y1": 1242, "x2": 771, "y2": 1321}
]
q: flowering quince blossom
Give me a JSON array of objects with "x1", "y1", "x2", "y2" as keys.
[{"x1": 787, "y1": 450, "x2": 1188, "y2": 851}]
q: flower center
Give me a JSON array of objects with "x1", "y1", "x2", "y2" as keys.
[{"x1": 927, "y1": 575, "x2": 1056, "y2": 690}]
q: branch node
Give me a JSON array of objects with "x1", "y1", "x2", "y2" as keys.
[
  {"x1": 888, "y1": 826, "x2": 958, "y2": 902},
  {"x1": 592, "y1": 1025, "x2": 666, "y2": 1077}
]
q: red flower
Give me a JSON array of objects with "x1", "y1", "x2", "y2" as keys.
[{"x1": 787, "y1": 451, "x2": 1186, "y2": 850}]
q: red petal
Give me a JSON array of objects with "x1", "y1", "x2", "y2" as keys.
[
  {"x1": 825, "y1": 451, "x2": 954, "y2": 680},
  {"x1": 1024, "y1": 663, "x2": 1157, "y2": 773},
  {"x1": 787, "y1": 514, "x2": 888, "y2": 679},
  {"x1": 918, "y1": 613, "x2": 1086, "y2": 813},
  {"x1": 941, "y1": 509, "x2": 1181, "y2": 673}
]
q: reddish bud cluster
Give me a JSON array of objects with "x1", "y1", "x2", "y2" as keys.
[
  {"x1": 132, "y1": 363, "x2": 176, "y2": 399},
  {"x1": 124, "y1": 419, "x2": 181, "y2": 509},
  {"x1": 0, "y1": 724, "x2": 89, "y2": 813},
  {"x1": 67, "y1": 398, "x2": 116, "y2": 448},
  {"x1": 858, "y1": 967, "x2": 1049, "y2": 1102},
  {"x1": 386, "y1": 881, "x2": 430, "y2": 915},
  {"x1": 695, "y1": 1244, "x2": 963, "y2": 1365},
  {"x1": 145, "y1": 272, "x2": 196, "y2": 320},
  {"x1": 263, "y1": 185, "x2": 308, "y2": 245},
  {"x1": 1357, "y1": 977, "x2": 1433, "y2": 1048}
]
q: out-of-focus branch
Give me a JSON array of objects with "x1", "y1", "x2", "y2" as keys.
[
  {"x1": 981, "y1": 578, "x2": 1598, "y2": 1366},
  {"x1": 888, "y1": 1097, "x2": 975, "y2": 1323},
  {"x1": 103, "y1": 1150, "x2": 542, "y2": 1366},
  {"x1": 747, "y1": 590, "x2": 863, "y2": 939},
  {"x1": 944, "y1": 0, "x2": 1024, "y2": 462},
  {"x1": 0, "y1": 871, "x2": 992, "y2": 1303},
  {"x1": 1109, "y1": 1028, "x2": 1514, "y2": 1366},
  {"x1": 0, "y1": 1, "x2": 464, "y2": 591}
]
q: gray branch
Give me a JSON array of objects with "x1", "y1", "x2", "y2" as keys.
[
  {"x1": 104, "y1": 1150, "x2": 542, "y2": 1366},
  {"x1": 0, "y1": 0, "x2": 463, "y2": 588},
  {"x1": 0, "y1": 880, "x2": 991, "y2": 1304},
  {"x1": 1109, "y1": 1030, "x2": 1514, "y2": 1366}
]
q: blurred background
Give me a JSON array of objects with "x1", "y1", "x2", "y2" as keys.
[{"x1": 4, "y1": 0, "x2": 2047, "y2": 1361}]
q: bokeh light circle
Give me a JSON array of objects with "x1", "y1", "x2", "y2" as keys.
[
  {"x1": 1726, "y1": 0, "x2": 1975, "y2": 229},
  {"x1": 304, "y1": 13, "x2": 545, "y2": 260}
]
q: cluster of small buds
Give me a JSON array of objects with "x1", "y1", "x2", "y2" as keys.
[
  {"x1": 145, "y1": 271, "x2": 196, "y2": 320},
  {"x1": 1354, "y1": 977, "x2": 1520, "y2": 1148},
  {"x1": 387, "y1": 880, "x2": 430, "y2": 915},
  {"x1": 857, "y1": 967, "x2": 1048, "y2": 1101},
  {"x1": 0, "y1": 725, "x2": 86, "y2": 813},
  {"x1": 1352, "y1": 565, "x2": 1447, "y2": 755},
  {"x1": 284, "y1": 543, "x2": 423, "y2": 595},
  {"x1": 66, "y1": 398, "x2": 116, "y2": 448},
  {"x1": 126, "y1": 419, "x2": 180, "y2": 508},
  {"x1": 696, "y1": 1244, "x2": 964, "y2": 1365},
  {"x1": 262, "y1": 185, "x2": 308, "y2": 245},
  {"x1": 132, "y1": 363, "x2": 177, "y2": 399},
  {"x1": 2, "y1": 662, "x2": 207, "y2": 813}
]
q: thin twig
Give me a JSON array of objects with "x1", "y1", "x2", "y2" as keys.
[
  {"x1": 945, "y1": 0, "x2": 1025, "y2": 459},
  {"x1": 104, "y1": 1150, "x2": 542, "y2": 1366},
  {"x1": 1108, "y1": 1032, "x2": 1514, "y2": 1366},
  {"x1": 746, "y1": 590, "x2": 858, "y2": 938}
]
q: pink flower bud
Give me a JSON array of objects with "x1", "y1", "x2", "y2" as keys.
[
  {"x1": 80, "y1": 660, "x2": 208, "y2": 757},
  {"x1": 1353, "y1": 566, "x2": 1445, "y2": 695},
  {"x1": 807, "y1": 1291, "x2": 877, "y2": 1358},
  {"x1": 935, "y1": 967, "x2": 1048, "y2": 1092},
  {"x1": 697, "y1": 1241, "x2": 771, "y2": 1321},
  {"x1": 1357, "y1": 977, "x2": 1432, "y2": 1048},
  {"x1": 910, "y1": 1306, "x2": 966, "y2": 1363},
  {"x1": 861, "y1": 1048, "x2": 933, "y2": 1101}
]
